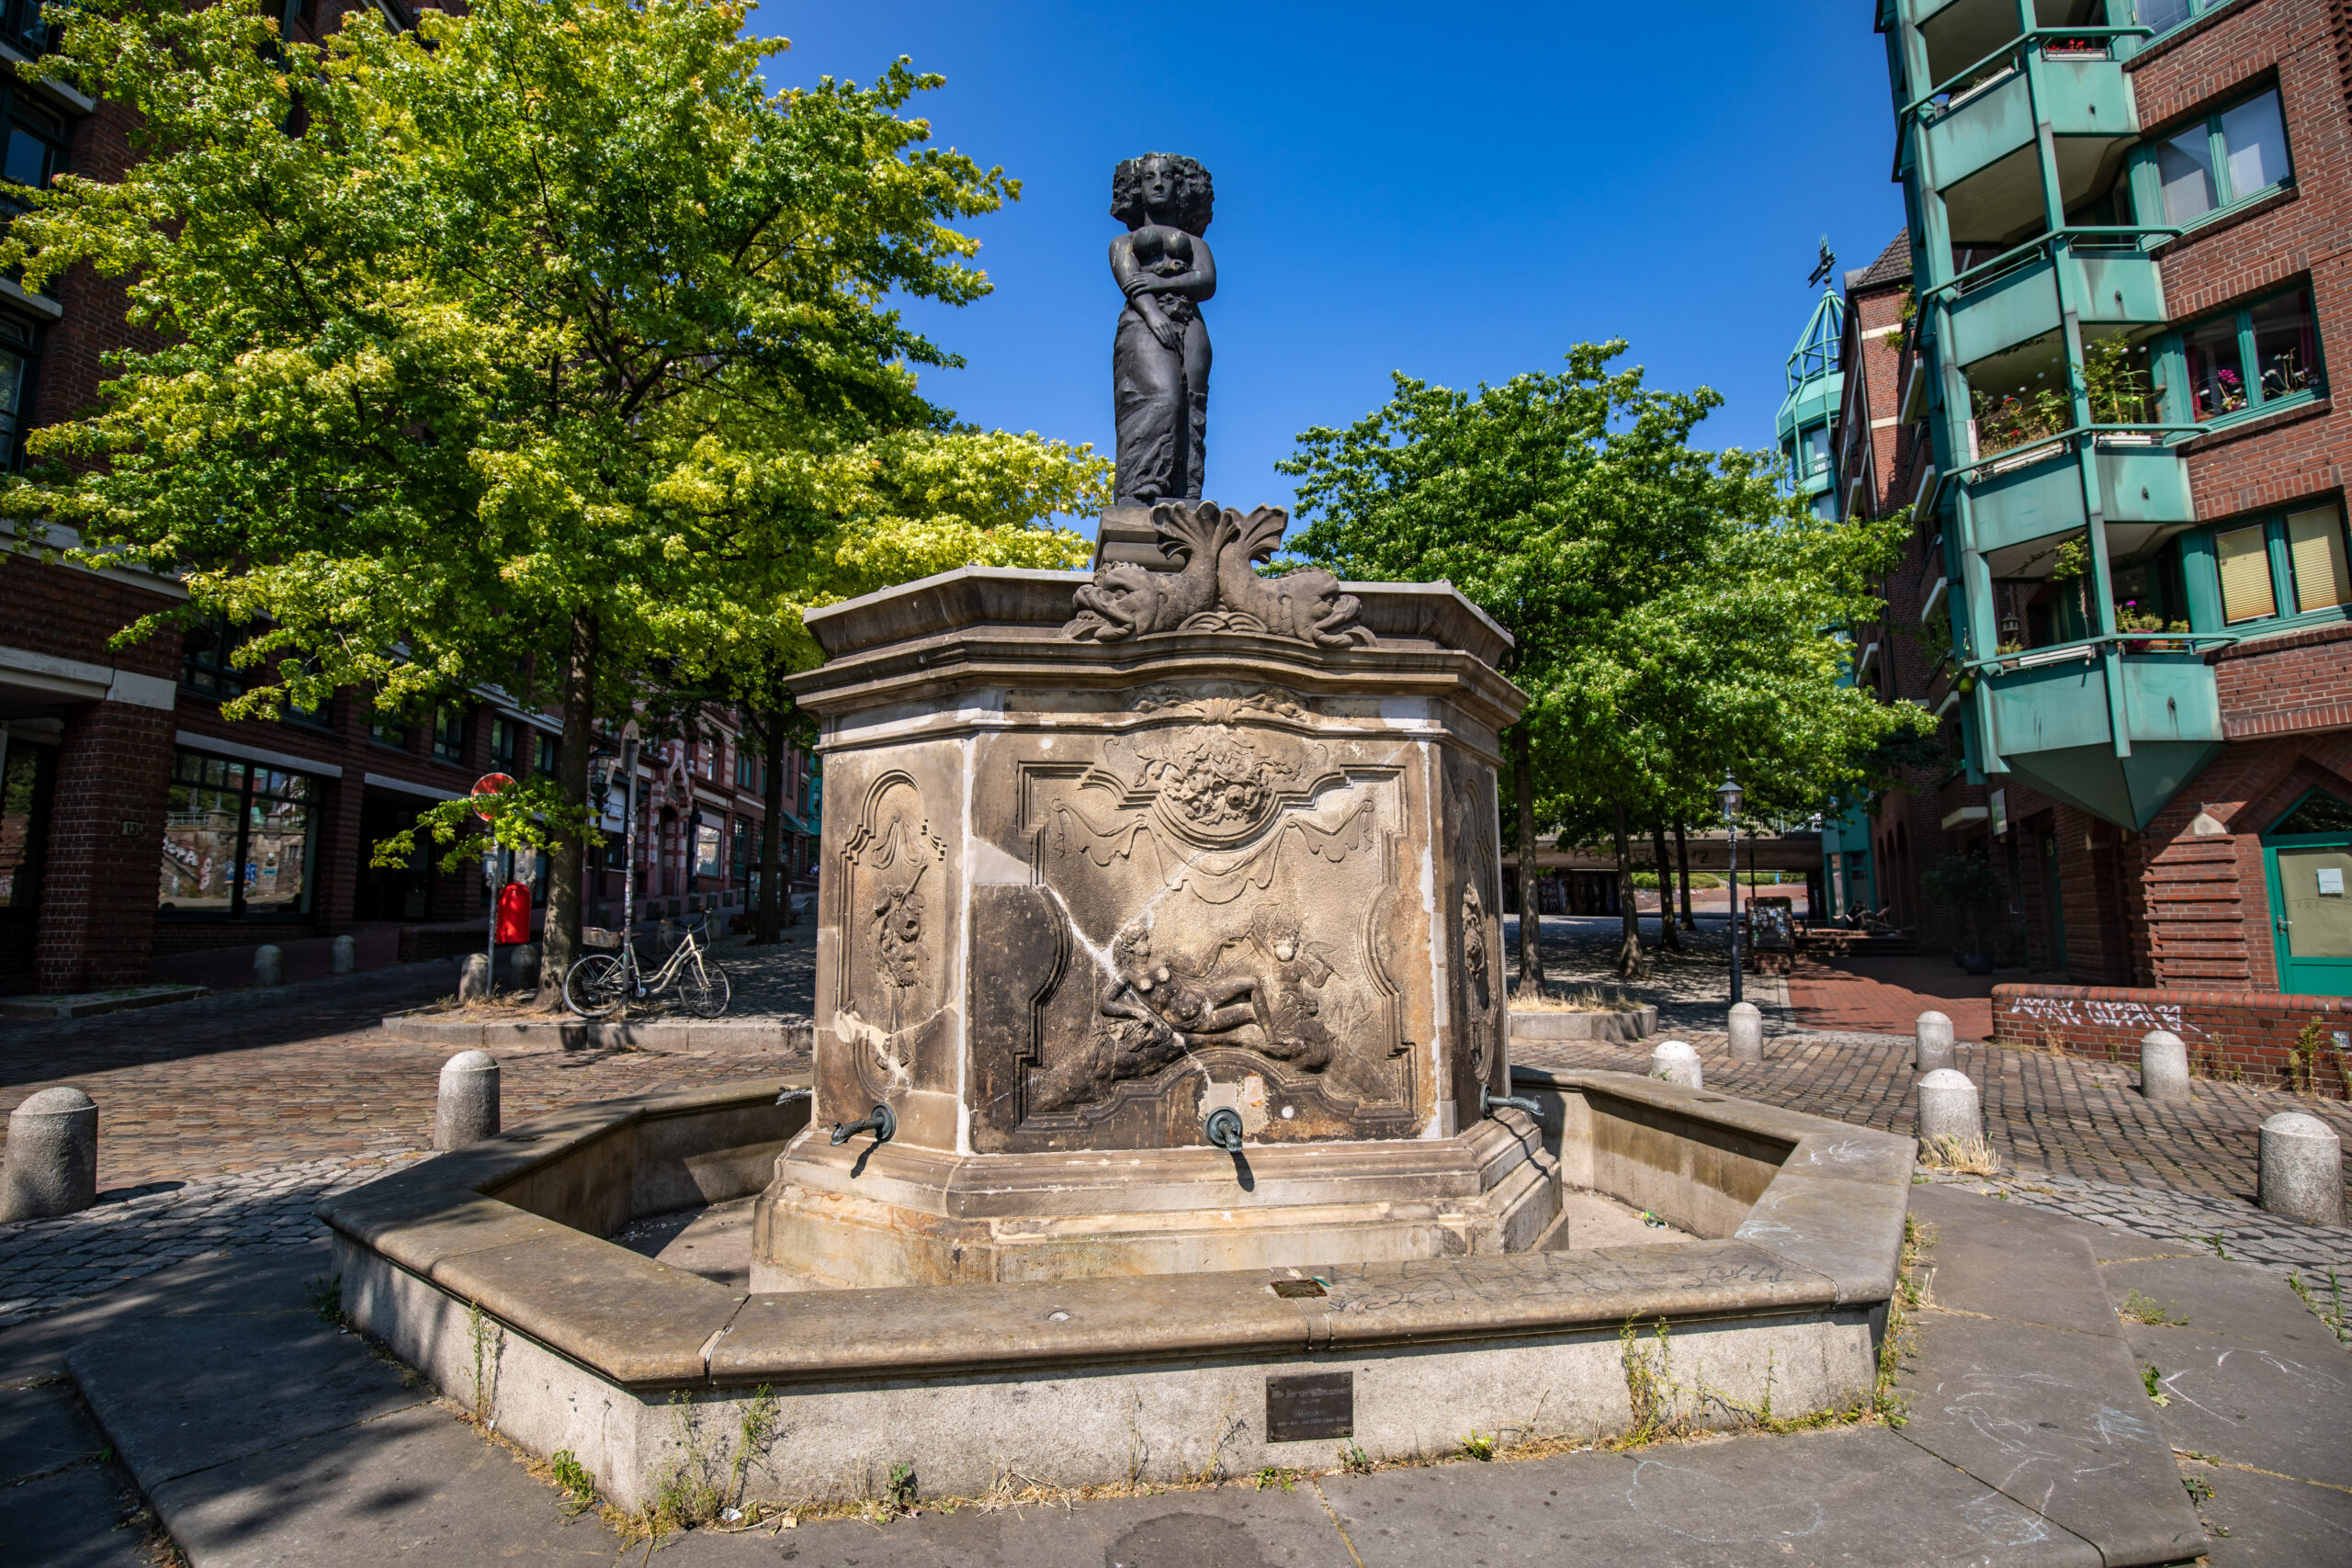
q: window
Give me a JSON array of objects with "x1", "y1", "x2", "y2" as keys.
[
  {"x1": 2137, "y1": 0, "x2": 2239, "y2": 41},
  {"x1": 735, "y1": 747, "x2": 761, "y2": 793},
  {"x1": 0, "y1": 314, "x2": 35, "y2": 472},
  {"x1": 431, "y1": 705, "x2": 466, "y2": 764},
  {"x1": 0, "y1": 0, "x2": 58, "y2": 55},
  {"x1": 2151, "y1": 87, "x2": 2290, "y2": 227},
  {"x1": 537, "y1": 731, "x2": 558, "y2": 775},
  {"x1": 732, "y1": 818, "x2": 751, "y2": 881},
  {"x1": 2273, "y1": 791, "x2": 2352, "y2": 836},
  {"x1": 369, "y1": 701, "x2": 410, "y2": 750},
  {"x1": 2209, "y1": 504, "x2": 2352, "y2": 628},
  {"x1": 181, "y1": 618, "x2": 247, "y2": 699},
  {"x1": 695, "y1": 820, "x2": 724, "y2": 879},
  {"x1": 1800, "y1": 424, "x2": 1829, "y2": 480},
  {"x1": 0, "y1": 739, "x2": 52, "y2": 913},
  {"x1": 158, "y1": 750, "x2": 317, "y2": 919},
  {"x1": 2169, "y1": 287, "x2": 2324, "y2": 423},
  {"x1": 488, "y1": 716, "x2": 517, "y2": 773}
]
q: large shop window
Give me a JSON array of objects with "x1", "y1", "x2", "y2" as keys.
[
  {"x1": 159, "y1": 750, "x2": 319, "y2": 920},
  {"x1": 2168, "y1": 287, "x2": 2324, "y2": 423},
  {"x1": 2211, "y1": 504, "x2": 2352, "y2": 628},
  {"x1": 2153, "y1": 85, "x2": 2291, "y2": 229}
]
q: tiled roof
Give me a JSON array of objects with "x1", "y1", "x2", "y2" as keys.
[{"x1": 1847, "y1": 231, "x2": 1913, "y2": 292}]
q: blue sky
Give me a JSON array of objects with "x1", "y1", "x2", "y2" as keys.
[{"x1": 757, "y1": 2, "x2": 1906, "y2": 532}]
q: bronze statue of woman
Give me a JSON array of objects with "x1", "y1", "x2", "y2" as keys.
[{"x1": 1108, "y1": 153, "x2": 1215, "y2": 507}]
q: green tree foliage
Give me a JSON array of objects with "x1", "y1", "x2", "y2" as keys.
[
  {"x1": 3, "y1": 0, "x2": 1104, "y2": 993},
  {"x1": 1282, "y1": 343, "x2": 1916, "y2": 977}
]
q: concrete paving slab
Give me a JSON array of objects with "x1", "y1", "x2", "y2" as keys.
[
  {"x1": 2103, "y1": 1253, "x2": 2343, "y2": 1348},
  {"x1": 148, "y1": 1403, "x2": 613, "y2": 1568},
  {"x1": 0, "y1": 1378, "x2": 109, "y2": 1483},
  {"x1": 1317, "y1": 1426, "x2": 2101, "y2": 1566},
  {"x1": 69, "y1": 1303, "x2": 427, "y2": 1487},
  {"x1": 0, "y1": 1241, "x2": 327, "y2": 1382},
  {"x1": 1897, "y1": 1310, "x2": 2204, "y2": 1566},
  {"x1": 1907, "y1": 1187, "x2": 2120, "y2": 1335},
  {"x1": 2179, "y1": 1458, "x2": 2352, "y2": 1568},
  {"x1": 653, "y1": 1484, "x2": 1357, "y2": 1567},
  {"x1": 2137, "y1": 1326, "x2": 2352, "y2": 1489},
  {"x1": 0, "y1": 1417, "x2": 153, "y2": 1568}
]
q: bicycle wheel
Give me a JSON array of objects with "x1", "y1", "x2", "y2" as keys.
[
  {"x1": 679, "y1": 958, "x2": 731, "y2": 1019},
  {"x1": 564, "y1": 953, "x2": 627, "y2": 1018}
]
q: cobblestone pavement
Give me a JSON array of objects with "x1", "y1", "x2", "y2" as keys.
[
  {"x1": 0, "y1": 1152, "x2": 430, "y2": 1327},
  {"x1": 1919, "y1": 1168, "x2": 2352, "y2": 1278},
  {"x1": 2, "y1": 960, "x2": 809, "y2": 1190},
  {"x1": 1519, "y1": 1028, "x2": 2352, "y2": 1274}
]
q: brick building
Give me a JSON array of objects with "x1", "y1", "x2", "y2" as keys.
[
  {"x1": 0, "y1": 1, "x2": 816, "y2": 995},
  {"x1": 1840, "y1": 0, "x2": 2352, "y2": 1082}
]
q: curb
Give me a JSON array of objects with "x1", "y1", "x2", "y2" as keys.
[{"x1": 378, "y1": 1012, "x2": 812, "y2": 1054}]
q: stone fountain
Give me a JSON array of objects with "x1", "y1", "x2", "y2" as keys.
[{"x1": 318, "y1": 154, "x2": 1914, "y2": 1514}]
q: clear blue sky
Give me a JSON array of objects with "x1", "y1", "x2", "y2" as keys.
[{"x1": 757, "y1": 2, "x2": 1906, "y2": 532}]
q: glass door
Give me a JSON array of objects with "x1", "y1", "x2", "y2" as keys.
[{"x1": 2263, "y1": 790, "x2": 2352, "y2": 997}]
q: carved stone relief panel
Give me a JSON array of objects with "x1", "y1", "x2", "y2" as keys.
[
  {"x1": 827, "y1": 759, "x2": 957, "y2": 1119},
  {"x1": 1442, "y1": 749, "x2": 1509, "y2": 1121},
  {"x1": 967, "y1": 686, "x2": 1434, "y2": 1152}
]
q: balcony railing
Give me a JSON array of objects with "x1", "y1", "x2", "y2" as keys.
[
  {"x1": 1909, "y1": 30, "x2": 2142, "y2": 214},
  {"x1": 1958, "y1": 427, "x2": 2198, "y2": 573},
  {"x1": 1930, "y1": 229, "x2": 2175, "y2": 368},
  {"x1": 1971, "y1": 636, "x2": 2226, "y2": 828}
]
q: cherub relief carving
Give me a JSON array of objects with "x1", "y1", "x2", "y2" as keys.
[
  {"x1": 872, "y1": 859, "x2": 929, "y2": 994},
  {"x1": 1246, "y1": 914, "x2": 1336, "y2": 1069},
  {"x1": 1032, "y1": 919, "x2": 1258, "y2": 1113},
  {"x1": 1064, "y1": 502, "x2": 1373, "y2": 649}
]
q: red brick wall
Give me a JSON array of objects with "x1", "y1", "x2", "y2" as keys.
[
  {"x1": 33, "y1": 698, "x2": 175, "y2": 990},
  {"x1": 1993, "y1": 980, "x2": 2352, "y2": 1097}
]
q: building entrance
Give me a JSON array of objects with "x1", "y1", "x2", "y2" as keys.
[{"x1": 2263, "y1": 789, "x2": 2352, "y2": 997}]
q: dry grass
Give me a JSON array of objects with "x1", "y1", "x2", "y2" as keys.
[
  {"x1": 1917, "y1": 1133, "x2": 1999, "y2": 1176},
  {"x1": 1509, "y1": 986, "x2": 1644, "y2": 1014}
]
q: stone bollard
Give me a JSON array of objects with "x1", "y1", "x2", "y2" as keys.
[
  {"x1": 458, "y1": 953, "x2": 491, "y2": 1003},
  {"x1": 1914, "y1": 1011, "x2": 1954, "y2": 1073},
  {"x1": 2139, "y1": 1031, "x2": 2190, "y2": 1103},
  {"x1": 506, "y1": 942, "x2": 541, "y2": 994},
  {"x1": 332, "y1": 934, "x2": 357, "y2": 976},
  {"x1": 434, "y1": 1051, "x2": 501, "y2": 1151},
  {"x1": 2258, "y1": 1111, "x2": 2344, "y2": 1226},
  {"x1": 1, "y1": 1087, "x2": 99, "y2": 1221},
  {"x1": 1917, "y1": 1067, "x2": 1981, "y2": 1145},
  {"x1": 253, "y1": 944, "x2": 283, "y2": 987},
  {"x1": 1727, "y1": 1002, "x2": 1764, "y2": 1064},
  {"x1": 1649, "y1": 1040, "x2": 1702, "y2": 1090}
]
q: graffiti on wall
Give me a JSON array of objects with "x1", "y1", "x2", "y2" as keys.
[{"x1": 2000, "y1": 993, "x2": 2209, "y2": 1040}]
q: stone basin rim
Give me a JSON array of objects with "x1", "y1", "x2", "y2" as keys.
[{"x1": 319, "y1": 1068, "x2": 1915, "y2": 1393}]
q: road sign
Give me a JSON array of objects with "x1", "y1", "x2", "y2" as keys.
[{"x1": 471, "y1": 773, "x2": 516, "y2": 814}]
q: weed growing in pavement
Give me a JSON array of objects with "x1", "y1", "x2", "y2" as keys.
[
  {"x1": 1458, "y1": 1431, "x2": 1497, "y2": 1461},
  {"x1": 548, "y1": 1450, "x2": 597, "y2": 1516},
  {"x1": 2287, "y1": 1270, "x2": 2350, "y2": 1345},
  {"x1": 2182, "y1": 1473, "x2": 2214, "y2": 1507},
  {"x1": 2119, "y1": 1291, "x2": 2190, "y2": 1327},
  {"x1": 466, "y1": 1301, "x2": 500, "y2": 1420},
  {"x1": 2199, "y1": 1232, "x2": 2233, "y2": 1262},
  {"x1": 302, "y1": 1274, "x2": 345, "y2": 1327},
  {"x1": 887, "y1": 1461, "x2": 918, "y2": 1512},
  {"x1": 1918, "y1": 1133, "x2": 1999, "y2": 1175},
  {"x1": 1250, "y1": 1466, "x2": 1295, "y2": 1491},
  {"x1": 1338, "y1": 1441, "x2": 1374, "y2": 1474},
  {"x1": 2188, "y1": 1045, "x2": 2243, "y2": 1084},
  {"x1": 632, "y1": 1386, "x2": 783, "y2": 1538},
  {"x1": 1610, "y1": 1318, "x2": 1688, "y2": 1450},
  {"x1": 2141, "y1": 1363, "x2": 2171, "y2": 1406}
]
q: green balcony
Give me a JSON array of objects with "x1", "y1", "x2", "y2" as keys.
[
  {"x1": 1946, "y1": 250, "x2": 2165, "y2": 367},
  {"x1": 1966, "y1": 440, "x2": 2194, "y2": 576},
  {"x1": 1923, "y1": 53, "x2": 2136, "y2": 240},
  {"x1": 1979, "y1": 648, "x2": 2221, "y2": 828}
]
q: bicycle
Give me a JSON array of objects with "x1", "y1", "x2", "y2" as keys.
[{"x1": 563, "y1": 914, "x2": 732, "y2": 1019}]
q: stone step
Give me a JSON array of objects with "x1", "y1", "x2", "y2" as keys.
[{"x1": 379, "y1": 1011, "x2": 812, "y2": 1054}]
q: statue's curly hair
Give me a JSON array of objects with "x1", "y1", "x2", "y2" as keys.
[{"x1": 1110, "y1": 153, "x2": 1214, "y2": 234}]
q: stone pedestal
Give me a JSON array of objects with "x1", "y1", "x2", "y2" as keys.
[{"x1": 754, "y1": 502, "x2": 1555, "y2": 1290}]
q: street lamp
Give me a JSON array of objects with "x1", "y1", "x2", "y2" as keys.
[{"x1": 1717, "y1": 773, "x2": 1745, "y2": 1006}]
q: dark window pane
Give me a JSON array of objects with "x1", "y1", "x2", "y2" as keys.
[
  {"x1": 2274, "y1": 791, "x2": 2352, "y2": 836},
  {"x1": 2218, "y1": 90, "x2": 2290, "y2": 199},
  {"x1": 3, "y1": 129, "x2": 48, "y2": 189},
  {"x1": 2249, "y1": 290, "x2": 2320, "y2": 403},
  {"x1": 2182, "y1": 315, "x2": 2247, "y2": 420}
]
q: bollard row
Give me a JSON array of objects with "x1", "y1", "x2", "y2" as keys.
[
  {"x1": 1649, "y1": 1040, "x2": 1702, "y2": 1090},
  {"x1": 1914, "y1": 1011, "x2": 1954, "y2": 1073},
  {"x1": 1727, "y1": 1002, "x2": 1763, "y2": 1065},
  {"x1": 2259, "y1": 1111, "x2": 2343, "y2": 1227},
  {"x1": 434, "y1": 1050, "x2": 502, "y2": 1150}
]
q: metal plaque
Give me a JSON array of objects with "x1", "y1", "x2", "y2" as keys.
[{"x1": 1265, "y1": 1371, "x2": 1353, "y2": 1443}]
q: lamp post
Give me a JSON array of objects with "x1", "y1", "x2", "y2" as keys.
[{"x1": 1718, "y1": 772, "x2": 1745, "y2": 1006}]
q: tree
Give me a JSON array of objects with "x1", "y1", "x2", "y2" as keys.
[
  {"x1": 1283, "y1": 344, "x2": 1912, "y2": 981},
  {"x1": 4, "y1": 0, "x2": 1105, "y2": 998}
]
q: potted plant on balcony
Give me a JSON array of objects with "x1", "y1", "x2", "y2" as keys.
[{"x1": 1921, "y1": 852, "x2": 2007, "y2": 976}]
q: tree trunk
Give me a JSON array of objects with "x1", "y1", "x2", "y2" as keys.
[
  {"x1": 1650, "y1": 822, "x2": 1681, "y2": 952},
  {"x1": 1613, "y1": 800, "x2": 1644, "y2": 978},
  {"x1": 1512, "y1": 735, "x2": 1546, "y2": 996},
  {"x1": 754, "y1": 676, "x2": 788, "y2": 943},
  {"x1": 1675, "y1": 821, "x2": 1696, "y2": 930},
  {"x1": 537, "y1": 609, "x2": 598, "y2": 1008}
]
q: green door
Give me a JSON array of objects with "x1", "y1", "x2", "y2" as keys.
[{"x1": 2263, "y1": 790, "x2": 2352, "y2": 997}]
